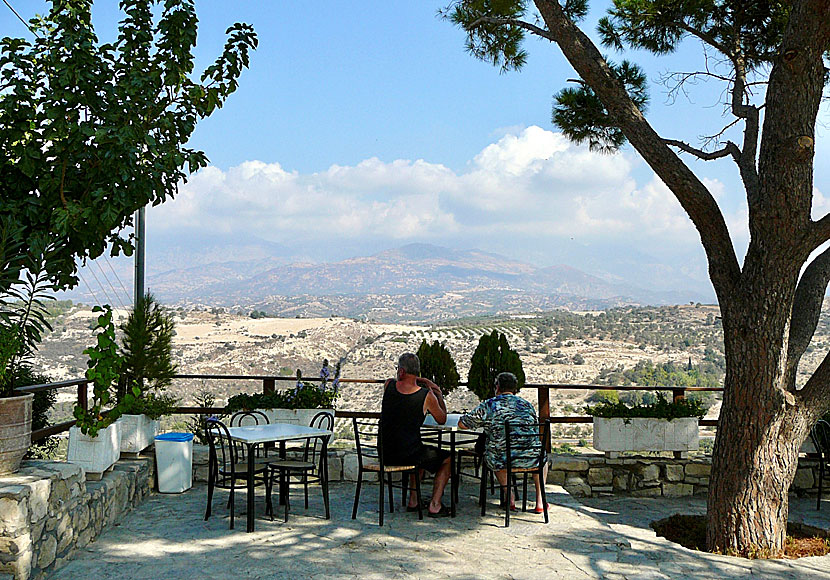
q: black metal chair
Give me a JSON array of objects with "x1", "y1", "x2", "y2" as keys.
[
  {"x1": 204, "y1": 417, "x2": 272, "y2": 529},
  {"x1": 810, "y1": 419, "x2": 830, "y2": 510},
  {"x1": 351, "y1": 417, "x2": 423, "y2": 525},
  {"x1": 479, "y1": 419, "x2": 550, "y2": 527},
  {"x1": 229, "y1": 410, "x2": 270, "y2": 460},
  {"x1": 267, "y1": 411, "x2": 334, "y2": 522}
]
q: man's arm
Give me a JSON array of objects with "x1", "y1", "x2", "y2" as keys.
[{"x1": 424, "y1": 391, "x2": 447, "y2": 425}]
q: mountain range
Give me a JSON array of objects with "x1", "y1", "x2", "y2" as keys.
[{"x1": 61, "y1": 241, "x2": 712, "y2": 321}]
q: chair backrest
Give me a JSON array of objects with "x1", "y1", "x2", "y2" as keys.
[
  {"x1": 230, "y1": 410, "x2": 269, "y2": 427},
  {"x1": 504, "y1": 419, "x2": 550, "y2": 472},
  {"x1": 304, "y1": 411, "x2": 335, "y2": 467},
  {"x1": 352, "y1": 417, "x2": 383, "y2": 468},
  {"x1": 811, "y1": 419, "x2": 830, "y2": 458},
  {"x1": 205, "y1": 417, "x2": 238, "y2": 483}
]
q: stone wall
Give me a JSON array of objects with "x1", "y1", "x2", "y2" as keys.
[
  {"x1": 548, "y1": 453, "x2": 825, "y2": 498},
  {"x1": 0, "y1": 458, "x2": 153, "y2": 580}
]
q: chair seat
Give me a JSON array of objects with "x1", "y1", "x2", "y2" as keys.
[
  {"x1": 268, "y1": 460, "x2": 315, "y2": 470},
  {"x1": 220, "y1": 462, "x2": 269, "y2": 476},
  {"x1": 363, "y1": 462, "x2": 417, "y2": 472}
]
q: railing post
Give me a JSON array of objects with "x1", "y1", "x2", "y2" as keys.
[
  {"x1": 263, "y1": 377, "x2": 275, "y2": 395},
  {"x1": 77, "y1": 381, "x2": 88, "y2": 412},
  {"x1": 538, "y1": 386, "x2": 551, "y2": 452},
  {"x1": 672, "y1": 387, "x2": 685, "y2": 403}
]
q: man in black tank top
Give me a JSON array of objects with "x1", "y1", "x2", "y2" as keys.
[{"x1": 381, "y1": 352, "x2": 452, "y2": 517}]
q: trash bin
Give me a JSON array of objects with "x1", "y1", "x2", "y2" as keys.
[{"x1": 155, "y1": 432, "x2": 194, "y2": 493}]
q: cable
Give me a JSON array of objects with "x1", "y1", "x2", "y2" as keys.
[
  {"x1": 102, "y1": 254, "x2": 132, "y2": 306},
  {"x1": 85, "y1": 262, "x2": 116, "y2": 309},
  {"x1": 78, "y1": 273, "x2": 100, "y2": 307},
  {"x1": 2, "y1": 0, "x2": 39, "y2": 37},
  {"x1": 94, "y1": 259, "x2": 126, "y2": 311}
]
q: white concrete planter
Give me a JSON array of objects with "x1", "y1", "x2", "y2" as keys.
[
  {"x1": 118, "y1": 414, "x2": 160, "y2": 453},
  {"x1": 593, "y1": 417, "x2": 699, "y2": 458},
  {"x1": 67, "y1": 421, "x2": 122, "y2": 474},
  {"x1": 258, "y1": 408, "x2": 334, "y2": 426}
]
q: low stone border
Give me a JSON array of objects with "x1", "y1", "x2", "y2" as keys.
[
  {"x1": 548, "y1": 452, "x2": 824, "y2": 498},
  {"x1": 0, "y1": 457, "x2": 153, "y2": 580}
]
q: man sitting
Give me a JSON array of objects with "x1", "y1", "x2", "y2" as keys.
[
  {"x1": 380, "y1": 352, "x2": 451, "y2": 517},
  {"x1": 458, "y1": 372, "x2": 546, "y2": 512}
]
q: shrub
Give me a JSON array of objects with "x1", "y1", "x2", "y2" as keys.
[
  {"x1": 585, "y1": 393, "x2": 706, "y2": 421},
  {"x1": 467, "y1": 330, "x2": 524, "y2": 401},
  {"x1": 416, "y1": 339, "x2": 460, "y2": 396}
]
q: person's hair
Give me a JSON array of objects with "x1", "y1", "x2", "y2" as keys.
[
  {"x1": 398, "y1": 352, "x2": 420, "y2": 376},
  {"x1": 495, "y1": 371, "x2": 519, "y2": 393}
]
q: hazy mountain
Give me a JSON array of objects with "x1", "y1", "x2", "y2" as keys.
[{"x1": 60, "y1": 242, "x2": 710, "y2": 318}]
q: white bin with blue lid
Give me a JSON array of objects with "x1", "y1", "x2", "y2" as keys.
[{"x1": 154, "y1": 432, "x2": 194, "y2": 493}]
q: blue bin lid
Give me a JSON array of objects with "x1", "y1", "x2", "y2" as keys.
[{"x1": 155, "y1": 432, "x2": 194, "y2": 442}]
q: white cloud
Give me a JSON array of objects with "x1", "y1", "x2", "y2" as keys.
[{"x1": 148, "y1": 125, "x2": 716, "y2": 259}]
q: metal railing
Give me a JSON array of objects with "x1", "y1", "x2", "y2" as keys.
[{"x1": 16, "y1": 373, "x2": 723, "y2": 443}]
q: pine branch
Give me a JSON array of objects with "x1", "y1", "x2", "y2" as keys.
[
  {"x1": 664, "y1": 139, "x2": 739, "y2": 162},
  {"x1": 467, "y1": 15, "x2": 555, "y2": 42}
]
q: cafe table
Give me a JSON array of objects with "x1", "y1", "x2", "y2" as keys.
[
  {"x1": 422, "y1": 413, "x2": 482, "y2": 517},
  {"x1": 226, "y1": 423, "x2": 332, "y2": 532}
]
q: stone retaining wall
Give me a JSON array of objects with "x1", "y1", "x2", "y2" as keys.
[
  {"x1": 0, "y1": 458, "x2": 153, "y2": 580},
  {"x1": 548, "y1": 453, "x2": 825, "y2": 497}
]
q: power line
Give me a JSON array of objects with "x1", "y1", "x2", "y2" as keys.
[
  {"x1": 78, "y1": 273, "x2": 100, "y2": 307},
  {"x1": 102, "y1": 254, "x2": 132, "y2": 306},
  {"x1": 85, "y1": 262, "x2": 116, "y2": 309},
  {"x1": 2, "y1": 0, "x2": 39, "y2": 38},
  {"x1": 94, "y1": 259, "x2": 127, "y2": 311}
]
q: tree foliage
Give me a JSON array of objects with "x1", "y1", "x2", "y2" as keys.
[
  {"x1": 416, "y1": 339, "x2": 461, "y2": 396},
  {"x1": 445, "y1": 0, "x2": 830, "y2": 555},
  {"x1": 118, "y1": 292, "x2": 177, "y2": 401},
  {"x1": 467, "y1": 330, "x2": 525, "y2": 400},
  {"x1": 0, "y1": 0, "x2": 257, "y2": 293}
]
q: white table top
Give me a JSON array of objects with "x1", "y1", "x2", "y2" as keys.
[
  {"x1": 423, "y1": 413, "x2": 481, "y2": 433},
  {"x1": 226, "y1": 423, "x2": 332, "y2": 445}
]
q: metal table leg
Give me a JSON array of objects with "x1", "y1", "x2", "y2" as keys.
[{"x1": 247, "y1": 443, "x2": 255, "y2": 533}]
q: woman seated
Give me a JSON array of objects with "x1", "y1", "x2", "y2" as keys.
[{"x1": 458, "y1": 371, "x2": 547, "y2": 512}]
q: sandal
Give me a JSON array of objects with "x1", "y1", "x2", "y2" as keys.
[
  {"x1": 427, "y1": 505, "x2": 450, "y2": 518},
  {"x1": 533, "y1": 506, "x2": 545, "y2": 514},
  {"x1": 406, "y1": 500, "x2": 429, "y2": 513}
]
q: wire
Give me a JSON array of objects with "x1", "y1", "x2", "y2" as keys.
[
  {"x1": 102, "y1": 254, "x2": 131, "y2": 306},
  {"x1": 2, "y1": 0, "x2": 39, "y2": 38},
  {"x1": 85, "y1": 262, "x2": 116, "y2": 309},
  {"x1": 78, "y1": 273, "x2": 100, "y2": 307},
  {"x1": 93, "y1": 259, "x2": 126, "y2": 311}
]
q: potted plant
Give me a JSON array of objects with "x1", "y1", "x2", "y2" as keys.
[
  {"x1": 226, "y1": 364, "x2": 338, "y2": 425},
  {"x1": 0, "y1": 226, "x2": 54, "y2": 474},
  {"x1": 116, "y1": 292, "x2": 177, "y2": 453},
  {"x1": 68, "y1": 305, "x2": 123, "y2": 475},
  {"x1": 586, "y1": 394, "x2": 706, "y2": 458}
]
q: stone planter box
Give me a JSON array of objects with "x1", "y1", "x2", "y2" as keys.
[
  {"x1": 258, "y1": 408, "x2": 334, "y2": 426},
  {"x1": 0, "y1": 392, "x2": 33, "y2": 475},
  {"x1": 118, "y1": 414, "x2": 160, "y2": 454},
  {"x1": 593, "y1": 417, "x2": 699, "y2": 458},
  {"x1": 67, "y1": 422, "x2": 122, "y2": 475}
]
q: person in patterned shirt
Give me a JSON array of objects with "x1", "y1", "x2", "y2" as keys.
[{"x1": 458, "y1": 372, "x2": 547, "y2": 512}]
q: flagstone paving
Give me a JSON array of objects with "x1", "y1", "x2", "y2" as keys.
[{"x1": 49, "y1": 482, "x2": 830, "y2": 579}]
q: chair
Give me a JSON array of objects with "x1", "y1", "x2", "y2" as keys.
[
  {"x1": 479, "y1": 419, "x2": 550, "y2": 527},
  {"x1": 229, "y1": 410, "x2": 270, "y2": 460},
  {"x1": 351, "y1": 417, "x2": 423, "y2": 525},
  {"x1": 810, "y1": 419, "x2": 830, "y2": 510},
  {"x1": 204, "y1": 418, "x2": 272, "y2": 529},
  {"x1": 267, "y1": 411, "x2": 334, "y2": 522}
]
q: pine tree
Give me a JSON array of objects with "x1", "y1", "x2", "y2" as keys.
[
  {"x1": 416, "y1": 339, "x2": 460, "y2": 396},
  {"x1": 467, "y1": 330, "x2": 525, "y2": 401}
]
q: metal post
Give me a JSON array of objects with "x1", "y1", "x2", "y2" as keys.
[
  {"x1": 538, "y1": 386, "x2": 551, "y2": 452},
  {"x1": 134, "y1": 207, "x2": 145, "y2": 304},
  {"x1": 263, "y1": 378, "x2": 275, "y2": 395}
]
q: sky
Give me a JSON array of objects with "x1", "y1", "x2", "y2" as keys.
[{"x1": 4, "y1": 1, "x2": 830, "y2": 302}]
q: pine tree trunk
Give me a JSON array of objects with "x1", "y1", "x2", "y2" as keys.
[{"x1": 705, "y1": 293, "x2": 812, "y2": 556}]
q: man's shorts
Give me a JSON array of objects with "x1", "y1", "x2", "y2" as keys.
[{"x1": 412, "y1": 445, "x2": 451, "y2": 474}]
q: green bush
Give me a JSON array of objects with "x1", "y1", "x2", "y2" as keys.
[
  {"x1": 226, "y1": 382, "x2": 338, "y2": 413},
  {"x1": 467, "y1": 330, "x2": 524, "y2": 401},
  {"x1": 585, "y1": 393, "x2": 706, "y2": 421}
]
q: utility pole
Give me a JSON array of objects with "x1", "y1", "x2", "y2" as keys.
[{"x1": 134, "y1": 206, "x2": 145, "y2": 304}]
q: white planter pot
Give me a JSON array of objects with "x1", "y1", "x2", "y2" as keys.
[
  {"x1": 67, "y1": 422, "x2": 122, "y2": 474},
  {"x1": 593, "y1": 417, "x2": 699, "y2": 458},
  {"x1": 257, "y1": 408, "x2": 334, "y2": 426},
  {"x1": 118, "y1": 414, "x2": 160, "y2": 453}
]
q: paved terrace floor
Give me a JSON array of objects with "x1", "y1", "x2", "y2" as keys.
[{"x1": 51, "y1": 481, "x2": 830, "y2": 580}]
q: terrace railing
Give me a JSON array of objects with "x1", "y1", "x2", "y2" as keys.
[{"x1": 16, "y1": 373, "x2": 723, "y2": 444}]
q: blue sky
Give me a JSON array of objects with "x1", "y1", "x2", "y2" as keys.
[{"x1": 5, "y1": 1, "x2": 830, "y2": 302}]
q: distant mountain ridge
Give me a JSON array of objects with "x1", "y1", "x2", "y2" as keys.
[{"x1": 60, "y1": 242, "x2": 710, "y2": 319}]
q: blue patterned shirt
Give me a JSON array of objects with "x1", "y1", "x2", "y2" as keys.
[{"x1": 460, "y1": 394, "x2": 541, "y2": 471}]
